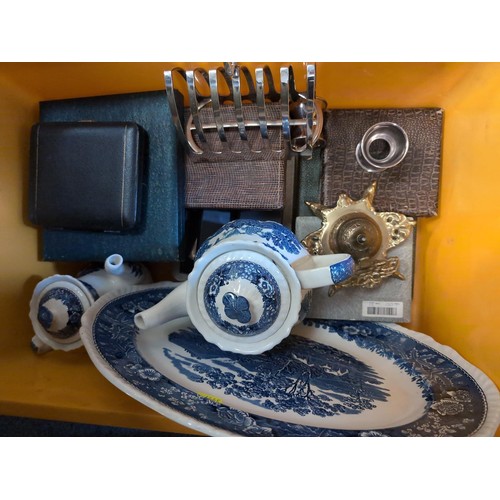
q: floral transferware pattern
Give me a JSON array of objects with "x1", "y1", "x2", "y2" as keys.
[
  {"x1": 85, "y1": 286, "x2": 496, "y2": 437},
  {"x1": 38, "y1": 287, "x2": 85, "y2": 339},
  {"x1": 162, "y1": 327, "x2": 391, "y2": 417},
  {"x1": 196, "y1": 219, "x2": 305, "y2": 261},
  {"x1": 204, "y1": 260, "x2": 281, "y2": 337}
]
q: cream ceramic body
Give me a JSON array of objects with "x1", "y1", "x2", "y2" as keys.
[
  {"x1": 30, "y1": 254, "x2": 152, "y2": 354},
  {"x1": 135, "y1": 220, "x2": 354, "y2": 354}
]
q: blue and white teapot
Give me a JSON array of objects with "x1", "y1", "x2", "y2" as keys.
[
  {"x1": 30, "y1": 254, "x2": 152, "y2": 354},
  {"x1": 135, "y1": 220, "x2": 354, "y2": 354}
]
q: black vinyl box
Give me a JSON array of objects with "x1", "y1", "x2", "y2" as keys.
[{"x1": 29, "y1": 121, "x2": 144, "y2": 232}]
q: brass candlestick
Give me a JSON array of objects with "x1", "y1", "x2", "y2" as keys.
[{"x1": 302, "y1": 182, "x2": 416, "y2": 294}]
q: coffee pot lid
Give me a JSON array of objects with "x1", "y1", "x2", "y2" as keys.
[{"x1": 193, "y1": 249, "x2": 295, "y2": 349}]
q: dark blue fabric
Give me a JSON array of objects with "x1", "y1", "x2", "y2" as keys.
[{"x1": 0, "y1": 415, "x2": 195, "y2": 437}]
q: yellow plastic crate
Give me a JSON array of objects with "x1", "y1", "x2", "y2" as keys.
[{"x1": 0, "y1": 62, "x2": 498, "y2": 435}]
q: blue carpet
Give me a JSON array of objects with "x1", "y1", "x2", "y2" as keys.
[{"x1": 0, "y1": 415, "x2": 195, "y2": 437}]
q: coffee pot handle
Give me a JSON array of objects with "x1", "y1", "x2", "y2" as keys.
[
  {"x1": 134, "y1": 282, "x2": 188, "y2": 330},
  {"x1": 295, "y1": 254, "x2": 354, "y2": 289}
]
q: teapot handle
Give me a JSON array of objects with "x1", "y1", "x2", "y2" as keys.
[
  {"x1": 134, "y1": 282, "x2": 188, "y2": 330},
  {"x1": 295, "y1": 254, "x2": 354, "y2": 290}
]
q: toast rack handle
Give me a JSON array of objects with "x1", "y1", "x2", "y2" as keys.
[{"x1": 165, "y1": 62, "x2": 325, "y2": 157}]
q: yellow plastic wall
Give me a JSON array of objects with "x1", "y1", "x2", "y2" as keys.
[{"x1": 0, "y1": 62, "x2": 498, "y2": 434}]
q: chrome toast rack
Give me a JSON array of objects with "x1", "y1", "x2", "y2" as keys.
[{"x1": 164, "y1": 63, "x2": 326, "y2": 158}]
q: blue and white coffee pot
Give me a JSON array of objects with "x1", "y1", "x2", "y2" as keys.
[{"x1": 135, "y1": 220, "x2": 354, "y2": 355}]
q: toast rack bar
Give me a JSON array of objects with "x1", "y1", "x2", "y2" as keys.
[
  {"x1": 164, "y1": 63, "x2": 326, "y2": 157},
  {"x1": 187, "y1": 117, "x2": 320, "y2": 131}
]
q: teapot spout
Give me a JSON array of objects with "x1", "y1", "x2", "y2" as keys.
[
  {"x1": 105, "y1": 254, "x2": 151, "y2": 283},
  {"x1": 134, "y1": 282, "x2": 188, "y2": 330},
  {"x1": 104, "y1": 254, "x2": 126, "y2": 275}
]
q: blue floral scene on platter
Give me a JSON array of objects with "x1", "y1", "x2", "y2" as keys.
[
  {"x1": 161, "y1": 326, "x2": 393, "y2": 419},
  {"x1": 92, "y1": 287, "x2": 488, "y2": 436}
]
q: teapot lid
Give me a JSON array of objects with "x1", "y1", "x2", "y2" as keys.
[
  {"x1": 193, "y1": 249, "x2": 294, "y2": 348},
  {"x1": 29, "y1": 275, "x2": 94, "y2": 351}
]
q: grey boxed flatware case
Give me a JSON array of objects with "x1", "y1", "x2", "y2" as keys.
[
  {"x1": 29, "y1": 121, "x2": 144, "y2": 232},
  {"x1": 36, "y1": 90, "x2": 185, "y2": 263}
]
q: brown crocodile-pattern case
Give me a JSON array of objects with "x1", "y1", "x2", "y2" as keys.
[{"x1": 321, "y1": 108, "x2": 443, "y2": 217}]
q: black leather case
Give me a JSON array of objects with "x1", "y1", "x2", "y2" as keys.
[{"x1": 29, "y1": 121, "x2": 144, "y2": 232}]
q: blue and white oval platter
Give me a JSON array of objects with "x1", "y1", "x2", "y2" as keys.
[{"x1": 80, "y1": 284, "x2": 500, "y2": 437}]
